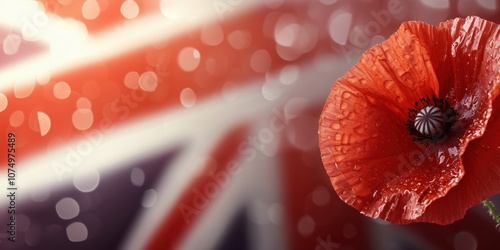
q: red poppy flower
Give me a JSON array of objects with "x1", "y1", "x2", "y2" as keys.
[{"x1": 318, "y1": 16, "x2": 500, "y2": 225}]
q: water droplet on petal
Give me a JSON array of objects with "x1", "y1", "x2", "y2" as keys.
[
  {"x1": 342, "y1": 91, "x2": 352, "y2": 99},
  {"x1": 353, "y1": 126, "x2": 365, "y2": 134}
]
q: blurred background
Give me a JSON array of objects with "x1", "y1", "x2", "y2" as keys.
[{"x1": 0, "y1": 0, "x2": 500, "y2": 249}]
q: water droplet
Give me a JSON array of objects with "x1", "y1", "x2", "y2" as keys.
[
  {"x1": 353, "y1": 126, "x2": 365, "y2": 134},
  {"x1": 342, "y1": 91, "x2": 352, "y2": 99},
  {"x1": 396, "y1": 68, "x2": 406, "y2": 76},
  {"x1": 334, "y1": 133, "x2": 342, "y2": 141},
  {"x1": 340, "y1": 102, "x2": 349, "y2": 110},
  {"x1": 347, "y1": 77, "x2": 357, "y2": 84},
  {"x1": 334, "y1": 155, "x2": 345, "y2": 162},
  {"x1": 342, "y1": 134, "x2": 350, "y2": 144},
  {"x1": 383, "y1": 80, "x2": 395, "y2": 90},
  {"x1": 366, "y1": 95, "x2": 377, "y2": 104}
]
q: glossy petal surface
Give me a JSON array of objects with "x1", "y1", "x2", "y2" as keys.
[
  {"x1": 420, "y1": 93, "x2": 500, "y2": 224},
  {"x1": 417, "y1": 17, "x2": 500, "y2": 224},
  {"x1": 319, "y1": 16, "x2": 500, "y2": 224}
]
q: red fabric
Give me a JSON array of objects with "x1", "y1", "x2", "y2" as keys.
[{"x1": 146, "y1": 125, "x2": 248, "y2": 250}]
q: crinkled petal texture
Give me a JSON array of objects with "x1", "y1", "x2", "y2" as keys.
[
  {"x1": 418, "y1": 17, "x2": 500, "y2": 224},
  {"x1": 319, "y1": 16, "x2": 500, "y2": 225}
]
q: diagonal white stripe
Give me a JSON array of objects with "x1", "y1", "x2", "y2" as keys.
[{"x1": 0, "y1": 0, "x2": 264, "y2": 92}]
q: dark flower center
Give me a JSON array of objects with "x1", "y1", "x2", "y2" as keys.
[
  {"x1": 414, "y1": 106, "x2": 444, "y2": 136},
  {"x1": 406, "y1": 96, "x2": 457, "y2": 144}
]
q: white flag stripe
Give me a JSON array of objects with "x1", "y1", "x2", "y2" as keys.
[
  {"x1": 122, "y1": 52, "x2": 351, "y2": 249},
  {"x1": 0, "y1": 0, "x2": 266, "y2": 92},
  {"x1": 177, "y1": 156, "x2": 287, "y2": 250}
]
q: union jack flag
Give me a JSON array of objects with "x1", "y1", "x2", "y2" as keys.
[{"x1": 0, "y1": 0, "x2": 499, "y2": 249}]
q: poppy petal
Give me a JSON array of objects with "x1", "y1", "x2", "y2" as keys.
[
  {"x1": 319, "y1": 21, "x2": 463, "y2": 224},
  {"x1": 320, "y1": 16, "x2": 500, "y2": 224},
  {"x1": 418, "y1": 94, "x2": 500, "y2": 225},
  {"x1": 439, "y1": 16, "x2": 500, "y2": 147},
  {"x1": 415, "y1": 17, "x2": 500, "y2": 225}
]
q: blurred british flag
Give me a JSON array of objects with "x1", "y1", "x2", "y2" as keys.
[{"x1": 1, "y1": 0, "x2": 500, "y2": 249}]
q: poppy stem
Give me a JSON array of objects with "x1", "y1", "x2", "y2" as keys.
[{"x1": 482, "y1": 199, "x2": 500, "y2": 230}]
